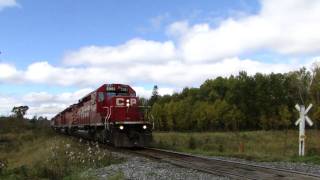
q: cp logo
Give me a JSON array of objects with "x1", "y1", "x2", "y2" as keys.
[{"x1": 116, "y1": 98, "x2": 137, "y2": 106}]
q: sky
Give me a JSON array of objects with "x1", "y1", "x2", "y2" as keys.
[{"x1": 0, "y1": 0, "x2": 320, "y2": 118}]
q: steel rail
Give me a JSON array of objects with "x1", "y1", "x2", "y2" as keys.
[{"x1": 132, "y1": 147, "x2": 320, "y2": 180}]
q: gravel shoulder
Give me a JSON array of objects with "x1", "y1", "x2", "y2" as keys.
[
  {"x1": 91, "y1": 152, "x2": 228, "y2": 180},
  {"x1": 87, "y1": 150, "x2": 320, "y2": 179}
]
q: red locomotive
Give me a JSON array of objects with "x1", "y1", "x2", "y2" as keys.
[{"x1": 51, "y1": 84, "x2": 152, "y2": 147}]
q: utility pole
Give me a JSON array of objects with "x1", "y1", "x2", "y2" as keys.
[{"x1": 295, "y1": 104, "x2": 313, "y2": 156}]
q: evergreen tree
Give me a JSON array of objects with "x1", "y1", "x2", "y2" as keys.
[{"x1": 149, "y1": 85, "x2": 159, "y2": 106}]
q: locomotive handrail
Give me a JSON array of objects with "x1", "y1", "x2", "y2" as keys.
[
  {"x1": 103, "y1": 106, "x2": 112, "y2": 130},
  {"x1": 108, "y1": 106, "x2": 113, "y2": 124}
]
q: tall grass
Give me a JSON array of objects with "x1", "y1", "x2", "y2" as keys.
[
  {"x1": 1, "y1": 134, "x2": 122, "y2": 179},
  {"x1": 0, "y1": 117, "x2": 122, "y2": 179},
  {"x1": 152, "y1": 130, "x2": 320, "y2": 163}
]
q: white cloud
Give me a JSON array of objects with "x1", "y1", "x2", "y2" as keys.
[
  {"x1": 23, "y1": 92, "x2": 54, "y2": 103},
  {"x1": 22, "y1": 88, "x2": 93, "y2": 104},
  {"x1": 0, "y1": 0, "x2": 18, "y2": 11},
  {"x1": 177, "y1": 0, "x2": 320, "y2": 63},
  {"x1": 0, "y1": 63, "x2": 20, "y2": 80},
  {"x1": 26, "y1": 103, "x2": 66, "y2": 119},
  {"x1": 1, "y1": 56, "x2": 304, "y2": 88},
  {"x1": 133, "y1": 86, "x2": 176, "y2": 98},
  {"x1": 166, "y1": 21, "x2": 189, "y2": 37},
  {"x1": 0, "y1": 95, "x2": 20, "y2": 116},
  {"x1": 63, "y1": 39, "x2": 177, "y2": 66},
  {"x1": 0, "y1": 88, "x2": 93, "y2": 119}
]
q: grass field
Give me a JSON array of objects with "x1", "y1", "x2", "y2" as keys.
[
  {"x1": 152, "y1": 130, "x2": 320, "y2": 164},
  {"x1": 0, "y1": 118, "x2": 123, "y2": 180},
  {"x1": 2, "y1": 117, "x2": 320, "y2": 179}
]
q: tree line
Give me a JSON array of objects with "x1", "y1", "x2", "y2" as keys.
[{"x1": 149, "y1": 65, "x2": 320, "y2": 131}]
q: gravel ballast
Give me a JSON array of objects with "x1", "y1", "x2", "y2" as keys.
[
  {"x1": 89, "y1": 150, "x2": 320, "y2": 179},
  {"x1": 92, "y1": 152, "x2": 228, "y2": 180}
]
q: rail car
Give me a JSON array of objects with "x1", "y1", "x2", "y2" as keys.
[{"x1": 51, "y1": 84, "x2": 152, "y2": 147}]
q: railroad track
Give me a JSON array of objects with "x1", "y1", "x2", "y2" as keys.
[
  {"x1": 132, "y1": 148, "x2": 320, "y2": 180},
  {"x1": 66, "y1": 133, "x2": 320, "y2": 179}
]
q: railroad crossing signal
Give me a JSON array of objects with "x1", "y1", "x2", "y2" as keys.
[{"x1": 295, "y1": 104, "x2": 313, "y2": 156}]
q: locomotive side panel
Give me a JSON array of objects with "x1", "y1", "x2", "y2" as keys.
[
  {"x1": 61, "y1": 112, "x2": 66, "y2": 127},
  {"x1": 56, "y1": 114, "x2": 62, "y2": 127},
  {"x1": 76, "y1": 94, "x2": 93, "y2": 126},
  {"x1": 89, "y1": 92, "x2": 102, "y2": 125},
  {"x1": 71, "y1": 105, "x2": 79, "y2": 126},
  {"x1": 65, "y1": 109, "x2": 73, "y2": 128}
]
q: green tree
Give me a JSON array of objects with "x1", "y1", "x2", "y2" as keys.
[
  {"x1": 151, "y1": 103, "x2": 166, "y2": 130},
  {"x1": 278, "y1": 105, "x2": 291, "y2": 129},
  {"x1": 138, "y1": 97, "x2": 149, "y2": 106},
  {"x1": 192, "y1": 102, "x2": 213, "y2": 131},
  {"x1": 311, "y1": 106, "x2": 320, "y2": 129},
  {"x1": 310, "y1": 62, "x2": 320, "y2": 107},
  {"x1": 149, "y1": 85, "x2": 159, "y2": 106},
  {"x1": 147, "y1": 63, "x2": 320, "y2": 131},
  {"x1": 11, "y1": 106, "x2": 29, "y2": 119}
]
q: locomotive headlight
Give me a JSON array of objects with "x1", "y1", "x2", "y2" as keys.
[
  {"x1": 143, "y1": 125, "x2": 147, "y2": 129},
  {"x1": 119, "y1": 125, "x2": 124, "y2": 130}
]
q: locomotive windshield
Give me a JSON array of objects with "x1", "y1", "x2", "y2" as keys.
[{"x1": 105, "y1": 85, "x2": 135, "y2": 97}]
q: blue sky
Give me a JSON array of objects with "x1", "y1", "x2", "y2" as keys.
[
  {"x1": 0, "y1": 0, "x2": 319, "y2": 117},
  {"x1": 0, "y1": 0, "x2": 259, "y2": 67}
]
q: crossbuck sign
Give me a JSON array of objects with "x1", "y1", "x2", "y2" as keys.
[{"x1": 295, "y1": 104, "x2": 313, "y2": 156}]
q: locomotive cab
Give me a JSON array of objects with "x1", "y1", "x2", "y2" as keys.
[{"x1": 98, "y1": 84, "x2": 152, "y2": 147}]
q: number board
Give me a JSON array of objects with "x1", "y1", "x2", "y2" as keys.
[
  {"x1": 106, "y1": 85, "x2": 115, "y2": 91},
  {"x1": 119, "y1": 87, "x2": 128, "y2": 92}
]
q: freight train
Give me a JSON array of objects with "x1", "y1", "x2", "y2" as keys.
[{"x1": 51, "y1": 84, "x2": 152, "y2": 147}]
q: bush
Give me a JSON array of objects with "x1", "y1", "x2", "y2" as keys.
[
  {"x1": 0, "y1": 159, "x2": 8, "y2": 175},
  {"x1": 307, "y1": 148, "x2": 320, "y2": 156},
  {"x1": 218, "y1": 144, "x2": 224, "y2": 153},
  {"x1": 152, "y1": 131, "x2": 320, "y2": 164},
  {"x1": 188, "y1": 136, "x2": 196, "y2": 149}
]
